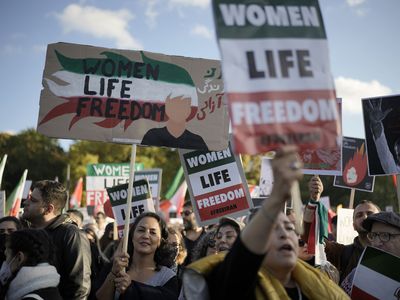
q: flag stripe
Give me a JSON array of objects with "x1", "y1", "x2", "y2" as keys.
[
  {"x1": 361, "y1": 247, "x2": 400, "y2": 281},
  {"x1": 351, "y1": 286, "x2": 378, "y2": 300},
  {"x1": 353, "y1": 264, "x2": 400, "y2": 299}
]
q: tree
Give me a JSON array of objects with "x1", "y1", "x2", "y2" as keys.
[{"x1": 0, "y1": 129, "x2": 67, "y2": 196}]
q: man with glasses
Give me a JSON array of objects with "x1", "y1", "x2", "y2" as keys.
[
  {"x1": 181, "y1": 201, "x2": 206, "y2": 265},
  {"x1": 22, "y1": 180, "x2": 91, "y2": 300},
  {"x1": 302, "y1": 176, "x2": 381, "y2": 283},
  {"x1": 341, "y1": 211, "x2": 400, "y2": 294}
]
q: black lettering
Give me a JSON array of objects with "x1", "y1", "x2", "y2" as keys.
[
  {"x1": 105, "y1": 98, "x2": 118, "y2": 118},
  {"x1": 279, "y1": 50, "x2": 294, "y2": 78},
  {"x1": 142, "y1": 102, "x2": 153, "y2": 119},
  {"x1": 90, "y1": 98, "x2": 103, "y2": 116},
  {"x1": 133, "y1": 62, "x2": 145, "y2": 79},
  {"x1": 265, "y1": 50, "x2": 277, "y2": 78},
  {"x1": 246, "y1": 51, "x2": 265, "y2": 78},
  {"x1": 146, "y1": 63, "x2": 159, "y2": 80},
  {"x1": 118, "y1": 61, "x2": 133, "y2": 77},
  {"x1": 107, "y1": 79, "x2": 119, "y2": 97},
  {"x1": 84, "y1": 75, "x2": 97, "y2": 95},
  {"x1": 120, "y1": 80, "x2": 132, "y2": 98},
  {"x1": 99, "y1": 78, "x2": 105, "y2": 96},
  {"x1": 200, "y1": 176, "x2": 210, "y2": 188},
  {"x1": 102, "y1": 59, "x2": 116, "y2": 77},
  {"x1": 130, "y1": 101, "x2": 141, "y2": 120},
  {"x1": 118, "y1": 100, "x2": 129, "y2": 119},
  {"x1": 296, "y1": 50, "x2": 313, "y2": 77},
  {"x1": 76, "y1": 98, "x2": 90, "y2": 116},
  {"x1": 221, "y1": 169, "x2": 231, "y2": 182},
  {"x1": 153, "y1": 104, "x2": 166, "y2": 121},
  {"x1": 83, "y1": 59, "x2": 101, "y2": 74}
]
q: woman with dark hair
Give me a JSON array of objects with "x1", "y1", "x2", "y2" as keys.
[
  {"x1": 96, "y1": 212, "x2": 179, "y2": 300},
  {"x1": 0, "y1": 229, "x2": 62, "y2": 299}
]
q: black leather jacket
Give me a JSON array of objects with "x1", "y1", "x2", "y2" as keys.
[{"x1": 45, "y1": 214, "x2": 92, "y2": 300}]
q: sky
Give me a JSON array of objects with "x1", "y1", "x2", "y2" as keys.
[{"x1": 1, "y1": 0, "x2": 399, "y2": 150}]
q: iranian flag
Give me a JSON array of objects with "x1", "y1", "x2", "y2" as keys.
[
  {"x1": 0, "y1": 154, "x2": 7, "y2": 189},
  {"x1": 351, "y1": 246, "x2": 400, "y2": 299},
  {"x1": 70, "y1": 177, "x2": 83, "y2": 208},
  {"x1": 6, "y1": 170, "x2": 28, "y2": 217}
]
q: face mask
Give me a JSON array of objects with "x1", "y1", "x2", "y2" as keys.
[{"x1": 0, "y1": 256, "x2": 16, "y2": 285}]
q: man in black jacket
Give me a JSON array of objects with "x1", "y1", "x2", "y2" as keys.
[{"x1": 22, "y1": 180, "x2": 91, "y2": 299}]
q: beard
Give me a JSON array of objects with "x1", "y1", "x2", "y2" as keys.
[{"x1": 183, "y1": 219, "x2": 195, "y2": 231}]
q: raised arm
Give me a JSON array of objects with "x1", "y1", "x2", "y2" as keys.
[{"x1": 241, "y1": 146, "x2": 303, "y2": 254}]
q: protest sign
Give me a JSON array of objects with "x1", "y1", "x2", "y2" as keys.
[
  {"x1": 362, "y1": 94, "x2": 400, "y2": 175},
  {"x1": 106, "y1": 179, "x2": 155, "y2": 236},
  {"x1": 37, "y1": 42, "x2": 229, "y2": 151},
  {"x1": 212, "y1": 0, "x2": 340, "y2": 154},
  {"x1": 301, "y1": 98, "x2": 342, "y2": 175},
  {"x1": 134, "y1": 169, "x2": 162, "y2": 199},
  {"x1": 86, "y1": 163, "x2": 130, "y2": 207},
  {"x1": 259, "y1": 157, "x2": 273, "y2": 197},
  {"x1": 336, "y1": 208, "x2": 357, "y2": 245},
  {"x1": 179, "y1": 143, "x2": 252, "y2": 226},
  {"x1": 351, "y1": 247, "x2": 400, "y2": 300},
  {"x1": 334, "y1": 137, "x2": 375, "y2": 192}
]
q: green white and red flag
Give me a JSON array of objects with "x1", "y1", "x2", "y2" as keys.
[
  {"x1": 6, "y1": 169, "x2": 28, "y2": 217},
  {"x1": 351, "y1": 246, "x2": 400, "y2": 299},
  {"x1": 70, "y1": 177, "x2": 83, "y2": 208},
  {"x1": 212, "y1": 0, "x2": 340, "y2": 154},
  {"x1": 0, "y1": 154, "x2": 7, "y2": 189}
]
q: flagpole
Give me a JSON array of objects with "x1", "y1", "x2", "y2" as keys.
[
  {"x1": 0, "y1": 154, "x2": 7, "y2": 189},
  {"x1": 349, "y1": 188, "x2": 355, "y2": 209},
  {"x1": 396, "y1": 174, "x2": 400, "y2": 211},
  {"x1": 122, "y1": 144, "x2": 137, "y2": 253},
  {"x1": 65, "y1": 164, "x2": 70, "y2": 211}
]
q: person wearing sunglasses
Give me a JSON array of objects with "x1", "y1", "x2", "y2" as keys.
[
  {"x1": 341, "y1": 211, "x2": 400, "y2": 295},
  {"x1": 181, "y1": 202, "x2": 206, "y2": 265}
]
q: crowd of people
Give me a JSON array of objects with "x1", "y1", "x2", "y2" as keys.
[{"x1": 0, "y1": 146, "x2": 399, "y2": 299}]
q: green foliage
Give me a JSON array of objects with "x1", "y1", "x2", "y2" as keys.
[{"x1": 0, "y1": 129, "x2": 67, "y2": 196}]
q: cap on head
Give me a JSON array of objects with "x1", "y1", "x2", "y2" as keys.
[
  {"x1": 217, "y1": 217, "x2": 244, "y2": 235},
  {"x1": 362, "y1": 212, "x2": 400, "y2": 232}
]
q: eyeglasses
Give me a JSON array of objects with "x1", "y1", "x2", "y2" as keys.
[
  {"x1": 182, "y1": 210, "x2": 193, "y2": 217},
  {"x1": 367, "y1": 232, "x2": 400, "y2": 242},
  {"x1": 298, "y1": 239, "x2": 306, "y2": 247}
]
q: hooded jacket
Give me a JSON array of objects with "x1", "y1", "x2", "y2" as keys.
[
  {"x1": 6, "y1": 263, "x2": 62, "y2": 300},
  {"x1": 45, "y1": 214, "x2": 91, "y2": 300}
]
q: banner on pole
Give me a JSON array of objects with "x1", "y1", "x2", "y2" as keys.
[
  {"x1": 334, "y1": 137, "x2": 375, "y2": 192},
  {"x1": 179, "y1": 142, "x2": 252, "y2": 226},
  {"x1": 37, "y1": 42, "x2": 229, "y2": 151},
  {"x1": 212, "y1": 0, "x2": 340, "y2": 154}
]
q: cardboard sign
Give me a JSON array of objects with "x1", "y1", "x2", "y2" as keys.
[
  {"x1": 86, "y1": 163, "x2": 131, "y2": 207},
  {"x1": 134, "y1": 169, "x2": 162, "y2": 199},
  {"x1": 259, "y1": 157, "x2": 273, "y2": 197},
  {"x1": 212, "y1": 1, "x2": 340, "y2": 154},
  {"x1": 106, "y1": 180, "x2": 155, "y2": 236},
  {"x1": 37, "y1": 42, "x2": 229, "y2": 151},
  {"x1": 179, "y1": 143, "x2": 252, "y2": 226},
  {"x1": 362, "y1": 94, "x2": 400, "y2": 175},
  {"x1": 334, "y1": 137, "x2": 375, "y2": 192},
  {"x1": 336, "y1": 208, "x2": 357, "y2": 245},
  {"x1": 352, "y1": 247, "x2": 400, "y2": 300}
]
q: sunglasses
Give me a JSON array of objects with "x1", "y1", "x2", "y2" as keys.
[
  {"x1": 208, "y1": 239, "x2": 216, "y2": 248},
  {"x1": 298, "y1": 239, "x2": 306, "y2": 247},
  {"x1": 182, "y1": 210, "x2": 193, "y2": 217}
]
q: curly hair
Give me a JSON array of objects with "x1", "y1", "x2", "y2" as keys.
[
  {"x1": 6, "y1": 229, "x2": 54, "y2": 266},
  {"x1": 127, "y1": 212, "x2": 174, "y2": 270}
]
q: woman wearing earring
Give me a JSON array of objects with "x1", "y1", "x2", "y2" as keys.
[{"x1": 96, "y1": 212, "x2": 179, "y2": 300}]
